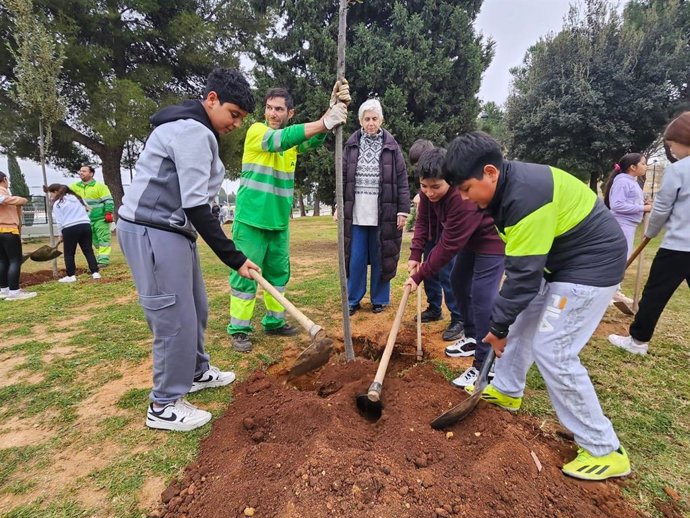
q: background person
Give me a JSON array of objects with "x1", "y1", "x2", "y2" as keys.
[
  {"x1": 70, "y1": 165, "x2": 114, "y2": 266},
  {"x1": 47, "y1": 184, "x2": 101, "y2": 283},
  {"x1": 0, "y1": 171, "x2": 36, "y2": 301},
  {"x1": 602, "y1": 153, "x2": 652, "y2": 305},
  {"x1": 343, "y1": 99, "x2": 410, "y2": 315}
]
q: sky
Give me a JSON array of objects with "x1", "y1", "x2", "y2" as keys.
[
  {"x1": 475, "y1": 0, "x2": 573, "y2": 105},
  {"x1": 3, "y1": 0, "x2": 612, "y2": 192}
]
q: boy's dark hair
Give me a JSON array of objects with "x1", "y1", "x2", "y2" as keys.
[
  {"x1": 265, "y1": 87, "x2": 294, "y2": 110},
  {"x1": 416, "y1": 147, "x2": 447, "y2": 181},
  {"x1": 444, "y1": 131, "x2": 503, "y2": 186},
  {"x1": 205, "y1": 68, "x2": 256, "y2": 114},
  {"x1": 409, "y1": 139, "x2": 435, "y2": 166},
  {"x1": 0, "y1": 171, "x2": 7, "y2": 183},
  {"x1": 664, "y1": 111, "x2": 690, "y2": 146}
]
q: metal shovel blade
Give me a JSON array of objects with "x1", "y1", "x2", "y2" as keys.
[
  {"x1": 287, "y1": 338, "x2": 333, "y2": 379},
  {"x1": 613, "y1": 301, "x2": 635, "y2": 316},
  {"x1": 430, "y1": 349, "x2": 496, "y2": 430},
  {"x1": 356, "y1": 394, "x2": 383, "y2": 421}
]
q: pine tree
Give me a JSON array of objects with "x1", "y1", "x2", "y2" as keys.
[{"x1": 7, "y1": 154, "x2": 29, "y2": 197}]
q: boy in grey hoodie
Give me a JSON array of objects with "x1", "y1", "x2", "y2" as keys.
[{"x1": 117, "y1": 68, "x2": 260, "y2": 432}]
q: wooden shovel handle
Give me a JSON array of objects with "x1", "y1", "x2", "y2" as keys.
[
  {"x1": 626, "y1": 236, "x2": 651, "y2": 270},
  {"x1": 416, "y1": 265, "x2": 423, "y2": 360},
  {"x1": 249, "y1": 270, "x2": 324, "y2": 339},
  {"x1": 368, "y1": 284, "x2": 412, "y2": 401}
]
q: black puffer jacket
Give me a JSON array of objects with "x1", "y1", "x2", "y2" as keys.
[{"x1": 343, "y1": 128, "x2": 410, "y2": 282}]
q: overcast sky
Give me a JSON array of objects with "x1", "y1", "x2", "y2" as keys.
[
  {"x1": 475, "y1": 0, "x2": 573, "y2": 105},
  {"x1": 4, "y1": 0, "x2": 622, "y2": 191}
]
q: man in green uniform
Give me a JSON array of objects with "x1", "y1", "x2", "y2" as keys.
[
  {"x1": 228, "y1": 82, "x2": 350, "y2": 352},
  {"x1": 70, "y1": 165, "x2": 114, "y2": 266}
]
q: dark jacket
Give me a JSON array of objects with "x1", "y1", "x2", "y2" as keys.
[
  {"x1": 343, "y1": 128, "x2": 410, "y2": 282},
  {"x1": 409, "y1": 188, "x2": 504, "y2": 285},
  {"x1": 487, "y1": 160, "x2": 626, "y2": 335}
]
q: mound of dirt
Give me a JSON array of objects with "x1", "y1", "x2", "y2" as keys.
[{"x1": 152, "y1": 357, "x2": 642, "y2": 518}]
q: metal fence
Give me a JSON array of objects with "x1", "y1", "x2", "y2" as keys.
[{"x1": 21, "y1": 195, "x2": 48, "y2": 226}]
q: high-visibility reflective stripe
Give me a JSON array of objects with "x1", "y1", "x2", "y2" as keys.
[
  {"x1": 265, "y1": 310, "x2": 285, "y2": 319},
  {"x1": 242, "y1": 163, "x2": 293, "y2": 181},
  {"x1": 230, "y1": 317, "x2": 251, "y2": 327},
  {"x1": 232, "y1": 289, "x2": 255, "y2": 300},
  {"x1": 261, "y1": 129, "x2": 284, "y2": 152},
  {"x1": 239, "y1": 178, "x2": 293, "y2": 198}
]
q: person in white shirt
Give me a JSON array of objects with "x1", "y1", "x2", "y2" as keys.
[{"x1": 47, "y1": 184, "x2": 101, "y2": 282}]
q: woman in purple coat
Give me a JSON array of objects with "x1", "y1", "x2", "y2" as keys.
[
  {"x1": 342, "y1": 99, "x2": 410, "y2": 314},
  {"x1": 603, "y1": 153, "x2": 652, "y2": 303}
]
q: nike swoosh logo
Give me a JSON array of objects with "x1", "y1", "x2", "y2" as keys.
[{"x1": 151, "y1": 411, "x2": 182, "y2": 422}]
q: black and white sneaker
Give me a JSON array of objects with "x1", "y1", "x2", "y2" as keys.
[
  {"x1": 189, "y1": 365, "x2": 236, "y2": 393},
  {"x1": 445, "y1": 337, "x2": 477, "y2": 358},
  {"x1": 146, "y1": 399, "x2": 212, "y2": 432}
]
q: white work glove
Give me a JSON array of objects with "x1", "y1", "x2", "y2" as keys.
[
  {"x1": 323, "y1": 102, "x2": 348, "y2": 130},
  {"x1": 329, "y1": 79, "x2": 351, "y2": 107}
]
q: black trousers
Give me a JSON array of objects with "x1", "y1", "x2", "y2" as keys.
[
  {"x1": 0, "y1": 232, "x2": 22, "y2": 290},
  {"x1": 62, "y1": 223, "x2": 99, "y2": 276},
  {"x1": 630, "y1": 248, "x2": 690, "y2": 342}
]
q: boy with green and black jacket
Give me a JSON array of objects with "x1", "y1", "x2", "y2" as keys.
[{"x1": 444, "y1": 131, "x2": 631, "y2": 481}]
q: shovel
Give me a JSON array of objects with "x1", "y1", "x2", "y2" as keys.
[
  {"x1": 249, "y1": 270, "x2": 333, "y2": 378},
  {"x1": 614, "y1": 236, "x2": 651, "y2": 315},
  {"x1": 356, "y1": 284, "x2": 412, "y2": 421},
  {"x1": 416, "y1": 278, "x2": 423, "y2": 361},
  {"x1": 22, "y1": 243, "x2": 62, "y2": 263},
  {"x1": 430, "y1": 349, "x2": 496, "y2": 429}
]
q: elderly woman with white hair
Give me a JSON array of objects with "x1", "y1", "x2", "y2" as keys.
[{"x1": 342, "y1": 99, "x2": 410, "y2": 315}]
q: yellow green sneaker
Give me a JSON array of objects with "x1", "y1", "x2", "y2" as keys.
[
  {"x1": 464, "y1": 383, "x2": 522, "y2": 412},
  {"x1": 562, "y1": 446, "x2": 631, "y2": 481}
]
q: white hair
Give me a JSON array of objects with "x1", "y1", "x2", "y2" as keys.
[{"x1": 358, "y1": 99, "x2": 384, "y2": 121}]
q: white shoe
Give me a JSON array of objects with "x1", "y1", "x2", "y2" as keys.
[
  {"x1": 5, "y1": 290, "x2": 37, "y2": 301},
  {"x1": 58, "y1": 275, "x2": 77, "y2": 283},
  {"x1": 146, "y1": 399, "x2": 212, "y2": 432},
  {"x1": 0, "y1": 288, "x2": 8, "y2": 299},
  {"x1": 92, "y1": 272, "x2": 102, "y2": 280},
  {"x1": 452, "y1": 366, "x2": 479, "y2": 388},
  {"x1": 612, "y1": 291, "x2": 634, "y2": 305},
  {"x1": 608, "y1": 334, "x2": 648, "y2": 355},
  {"x1": 445, "y1": 337, "x2": 477, "y2": 358},
  {"x1": 189, "y1": 365, "x2": 236, "y2": 393}
]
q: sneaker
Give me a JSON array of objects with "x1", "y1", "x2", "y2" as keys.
[
  {"x1": 231, "y1": 332, "x2": 253, "y2": 352},
  {"x1": 612, "y1": 291, "x2": 634, "y2": 305},
  {"x1": 608, "y1": 334, "x2": 648, "y2": 355},
  {"x1": 451, "y1": 366, "x2": 479, "y2": 388},
  {"x1": 420, "y1": 306, "x2": 442, "y2": 322},
  {"x1": 189, "y1": 365, "x2": 236, "y2": 393},
  {"x1": 0, "y1": 288, "x2": 8, "y2": 299},
  {"x1": 92, "y1": 272, "x2": 102, "y2": 280},
  {"x1": 562, "y1": 446, "x2": 631, "y2": 481},
  {"x1": 349, "y1": 303, "x2": 360, "y2": 316},
  {"x1": 464, "y1": 383, "x2": 522, "y2": 412},
  {"x1": 372, "y1": 304, "x2": 386, "y2": 314},
  {"x1": 445, "y1": 336, "x2": 477, "y2": 358},
  {"x1": 265, "y1": 323, "x2": 299, "y2": 336},
  {"x1": 58, "y1": 275, "x2": 77, "y2": 283},
  {"x1": 146, "y1": 399, "x2": 212, "y2": 432},
  {"x1": 442, "y1": 321, "x2": 465, "y2": 341},
  {"x1": 5, "y1": 290, "x2": 37, "y2": 301}
]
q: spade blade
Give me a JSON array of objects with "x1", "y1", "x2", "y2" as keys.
[{"x1": 287, "y1": 338, "x2": 333, "y2": 379}]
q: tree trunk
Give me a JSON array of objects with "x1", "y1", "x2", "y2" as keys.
[
  {"x1": 299, "y1": 192, "x2": 306, "y2": 217},
  {"x1": 589, "y1": 171, "x2": 598, "y2": 193},
  {"x1": 313, "y1": 196, "x2": 320, "y2": 216},
  {"x1": 100, "y1": 145, "x2": 125, "y2": 212}
]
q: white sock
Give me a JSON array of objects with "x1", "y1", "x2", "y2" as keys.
[
  {"x1": 9, "y1": 289, "x2": 19, "y2": 295},
  {"x1": 632, "y1": 338, "x2": 647, "y2": 345}
]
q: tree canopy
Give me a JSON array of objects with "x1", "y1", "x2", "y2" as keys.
[
  {"x1": 1, "y1": 0, "x2": 278, "y2": 207},
  {"x1": 251, "y1": 0, "x2": 493, "y2": 205},
  {"x1": 505, "y1": 0, "x2": 690, "y2": 187}
]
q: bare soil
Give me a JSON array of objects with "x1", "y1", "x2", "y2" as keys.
[{"x1": 152, "y1": 329, "x2": 644, "y2": 518}]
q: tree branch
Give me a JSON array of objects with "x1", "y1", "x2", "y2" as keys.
[{"x1": 57, "y1": 120, "x2": 106, "y2": 157}]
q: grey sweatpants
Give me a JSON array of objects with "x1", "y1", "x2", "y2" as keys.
[
  {"x1": 493, "y1": 280, "x2": 620, "y2": 457},
  {"x1": 117, "y1": 220, "x2": 210, "y2": 405}
]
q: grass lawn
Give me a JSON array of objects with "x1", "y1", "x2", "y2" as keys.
[{"x1": 0, "y1": 216, "x2": 688, "y2": 517}]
